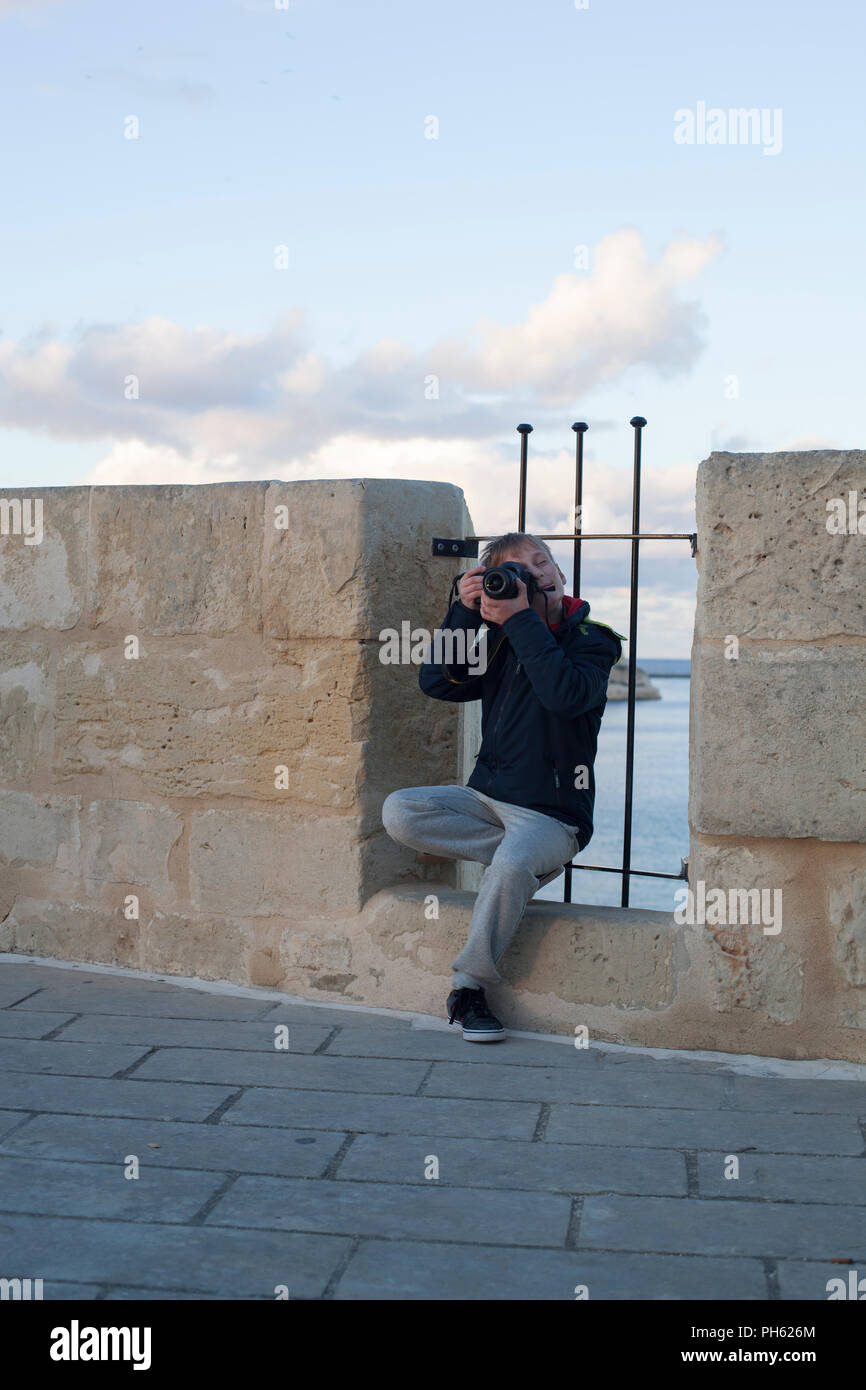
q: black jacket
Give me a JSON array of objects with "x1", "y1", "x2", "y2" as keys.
[{"x1": 418, "y1": 595, "x2": 623, "y2": 850}]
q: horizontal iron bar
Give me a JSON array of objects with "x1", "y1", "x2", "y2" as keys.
[
  {"x1": 569, "y1": 864, "x2": 687, "y2": 881},
  {"x1": 474, "y1": 532, "x2": 694, "y2": 542}
]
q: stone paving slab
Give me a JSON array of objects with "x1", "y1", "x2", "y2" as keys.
[
  {"x1": 0, "y1": 1154, "x2": 228, "y2": 1223},
  {"x1": 0, "y1": 1009, "x2": 79, "y2": 1039},
  {"x1": 131, "y1": 1048, "x2": 430, "y2": 1094},
  {"x1": 321, "y1": 1025, "x2": 605, "y2": 1066},
  {"x1": 724, "y1": 1074, "x2": 866, "y2": 1114},
  {"x1": 334, "y1": 1241, "x2": 770, "y2": 1300},
  {"x1": 423, "y1": 1060, "x2": 728, "y2": 1108},
  {"x1": 9, "y1": 986, "x2": 281, "y2": 1021},
  {"x1": 544, "y1": 1103, "x2": 864, "y2": 1154},
  {"x1": 594, "y1": 1051, "x2": 745, "y2": 1075},
  {"x1": 223, "y1": 1086, "x2": 542, "y2": 1140},
  {"x1": 336, "y1": 1133, "x2": 688, "y2": 1196},
  {"x1": 205, "y1": 1174, "x2": 572, "y2": 1246},
  {"x1": 0, "y1": 1038, "x2": 155, "y2": 1077},
  {"x1": 0, "y1": 1212, "x2": 350, "y2": 1299},
  {"x1": 105, "y1": 1286, "x2": 269, "y2": 1300},
  {"x1": 1, "y1": 959, "x2": 865, "y2": 1302},
  {"x1": 0, "y1": 980, "x2": 46, "y2": 1009},
  {"x1": 41, "y1": 1281, "x2": 106, "y2": 1300},
  {"x1": 0, "y1": 1113, "x2": 348, "y2": 1177},
  {"x1": 0, "y1": 1072, "x2": 235, "y2": 1122},
  {"x1": 776, "y1": 1260, "x2": 864, "y2": 1300},
  {"x1": 260, "y1": 1002, "x2": 414, "y2": 1030},
  {"x1": 58, "y1": 1014, "x2": 335, "y2": 1053},
  {"x1": 0, "y1": 1109, "x2": 32, "y2": 1143},
  {"x1": 696, "y1": 1151, "x2": 866, "y2": 1205},
  {"x1": 0, "y1": 965, "x2": 161, "y2": 989},
  {"x1": 578, "y1": 1194, "x2": 866, "y2": 1259}
]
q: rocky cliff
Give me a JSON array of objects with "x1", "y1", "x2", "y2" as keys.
[{"x1": 607, "y1": 656, "x2": 661, "y2": 700}]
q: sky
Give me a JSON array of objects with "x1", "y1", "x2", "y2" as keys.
[{"x1": 1, "y1": 0, "x2": 863, "y2": 657}]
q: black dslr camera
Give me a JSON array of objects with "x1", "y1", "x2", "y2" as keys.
[
  {"x1": 481, "y1": 561, "x2": 538, "y2": 602},
  {"x1": 430, "y1": 540, "x2": 539, "y2": 616}
]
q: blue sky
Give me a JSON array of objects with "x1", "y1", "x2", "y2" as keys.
[{"x1": 1, "y1": 0, "x2": 863, "y2": 655}]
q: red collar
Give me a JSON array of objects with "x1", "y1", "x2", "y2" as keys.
[{"x1": 549, "y1": 594, "x2": 583, "y2": 629}]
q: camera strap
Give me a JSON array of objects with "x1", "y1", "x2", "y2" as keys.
[{"x1": 441, "y1": 575, "x2": 508, "y2": 684}]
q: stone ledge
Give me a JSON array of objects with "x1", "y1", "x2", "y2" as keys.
[
  {"x1": 277, "y1": 884, "x2": 865, "y2": 1062},
  {"x1": 325, "y1": 884, "x2": 683, "y2": 1038}
]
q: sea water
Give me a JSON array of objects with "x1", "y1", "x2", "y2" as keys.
[{"x1": 537, "y1": 676, "x2": 690, "y2": 912}]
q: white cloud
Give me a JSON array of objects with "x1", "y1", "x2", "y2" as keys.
[
  {"x1": 589, "y1": 585, "x2": 697, "y2": 660},
  {"x1": 278, "y1": 353, "x2": 328, "y2": 396},
  {"x1": 430, "y1": 228, "x2": 723, "y2": 404},
  {"x1": 777, "y1": 433, "x2": 838, "y2": 451},
  {"x1": 0, "y1": 228, "x2": 722, "y2": 469},
  {"x1": 82, "y1": 439, "x2": 237, "y2": 488}
]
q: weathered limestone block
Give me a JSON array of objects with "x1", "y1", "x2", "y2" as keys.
[
  {"x1": 53, "y1": 638, "x2": 365, "y2": 805},
  {"x1": 83, "y1": 799, "x2": 184, "y2": 911},
  {"x1": 695, "y1": 451, "x2": 866, "y2": 640},
  {"x1": 88, "y1": 483, "x2": 267, "y2": 634},
  {"x1": 262, "y1": 478, "x2": 473, "y2": 641},
  {"x1": 505, "y1": 901, "x2": 677, "y2": 1009},
  {"x1": 0, "y1": 897, "x2": 139, "y2": 967},
  {"x1": 829, "y1": 865, "x2": 866, "y2": 986},
  {"x1": 0, "y1": 487, "x2": 90, "y2": 630},
  {"x1": 189, "y1": 808, "x2": 366, "y2": 916},
  {"x1": 0, "y1": 790, "x2": 80, "y2": 872},
  {"x1": 361, "y1": 885, "x2": 677, "y2": 1010},
  {"x1": 279, "y1": 926, "x2": 357, "y2": 995},
  {"x1": 141, "y1": 911, "x2": 252, "y2": 985},
  {"x1": 263, "y1": 480, "x2": 368, "y2": 640},
  {"x1": 361, "y1": 478, "x2": 476, "y2": 639},
  {"x1": 687, "y1": 839, "x2": 805, "y2": 1024},
  {"x1": 360, "y1": 651, "x2": 462, "y2": 822},
  {"x1": 690, "y1": 644, "x2": 866, "y2": 840},
  {"x1": 0, "y1": 637, "x2": 52, "y2": 782},
  {"x1": 359, "y1": 819, "x2": 459, "y2": 899}
]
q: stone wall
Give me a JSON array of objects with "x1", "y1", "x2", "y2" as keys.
[
  {"x1": 2, "y1": 456, "x2": 864, "y2": 1062},
  {"x1": 689, "y1": 450, "x2": 866, "y2": 1060},
  {"x1": 0, "y1": 479, "x2": 471, "y2": 986}
]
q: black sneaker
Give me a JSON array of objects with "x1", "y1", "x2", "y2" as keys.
[{"x1": 446, "y1": 986, "x2": 506, "y2": 1042}]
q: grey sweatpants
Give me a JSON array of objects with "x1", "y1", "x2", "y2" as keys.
[{"x1": 381, "y1": 784, "x2": 581, "y2": 990}]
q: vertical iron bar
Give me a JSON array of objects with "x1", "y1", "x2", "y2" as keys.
[
  {"x1": 563, "y1": 423, "x2": 588, "y2": 903},
  {"x1": 516, "y1": 424, "x2": 532, "y2": 530},
  {"x1": 621, "y1": 416, "x2": 646, "y2": 907},
  {"x1": 571, "y1": 422, "x2": 587, "y2": 597}
]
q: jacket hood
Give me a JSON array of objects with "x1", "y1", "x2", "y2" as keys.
[{"x1": 549, "y1": 594, "x2": 588, "y2": 629}]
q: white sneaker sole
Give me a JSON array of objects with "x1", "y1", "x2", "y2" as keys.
[{"x1": 461, "y1": 1028, "x2": 506, "y2": 1042}]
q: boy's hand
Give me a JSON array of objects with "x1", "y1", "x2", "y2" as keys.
[
  {"x1": 480, "y1": 578, "x2": 530, "y2": 624},
  {"x1": 457, "y1": 564, "x2": 486, "y2": 612}
]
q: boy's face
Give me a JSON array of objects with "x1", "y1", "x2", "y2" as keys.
[{"x1": 498, "y1": 543, "x2": 567, "y2": 622}]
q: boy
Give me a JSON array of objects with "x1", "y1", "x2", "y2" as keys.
[{"x1": 382, "y1": 531, "x2": 622, "y2": 1041}]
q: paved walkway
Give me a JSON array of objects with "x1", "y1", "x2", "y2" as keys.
[{"x1": 0, "y1": 956, "x2": 864, "y2": 1301}]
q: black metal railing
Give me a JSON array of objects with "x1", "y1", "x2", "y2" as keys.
[{"x1": 475, "y1": 418, "x2": 697, "y2": 908}]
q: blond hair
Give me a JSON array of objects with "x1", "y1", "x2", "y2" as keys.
[{"x1": 479, "y1": 531, "x2": 556, "y2": 570}]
